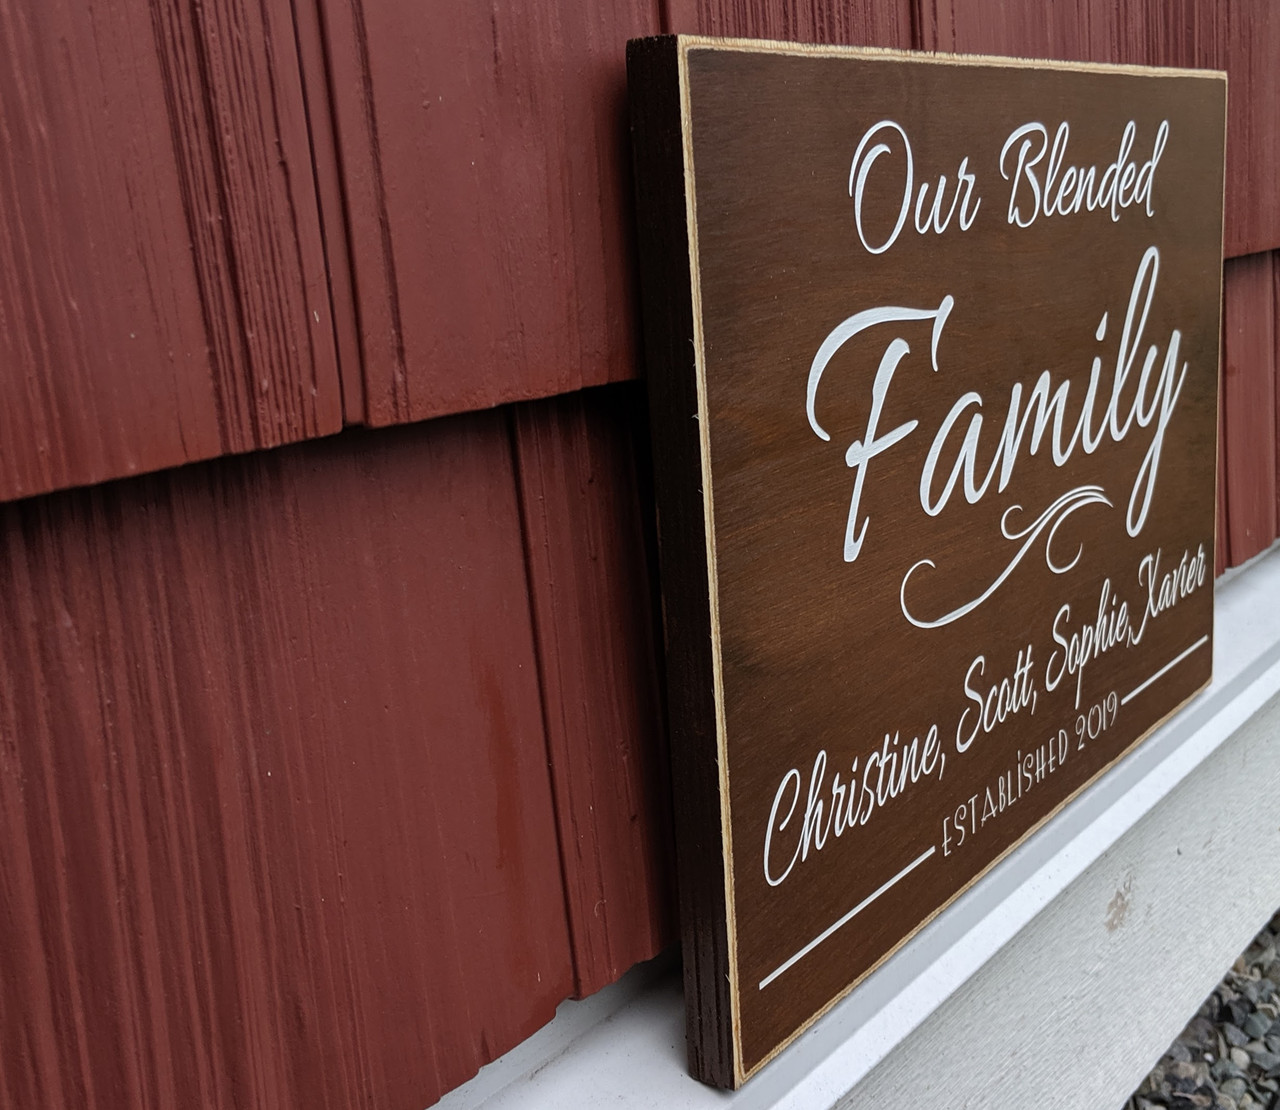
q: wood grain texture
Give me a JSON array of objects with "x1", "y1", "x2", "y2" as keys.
[
  {"x1": 627, "y1": 35, "x2": 737, "y2": 1087},
  {"x1": 917, "y1": 0, "x2": 1280, "y2": 258},
  {"x1": 311, "y1": 0, "x2": 659, "y2": 427},
  {"x1": 0, "y1": 415, "x2": 575, "y2": 1109},
  {"x1": 632, "y1": 37, "x2": 1224, "y2": 1085},
  {"x1": 1222, "y1": 251, "x2": 1278, "y2": 565},
  {"x1": 1275, "y1": 250, "x2": 1280, "y2": 549},
  {"x1": 662, "y1": 0, "x2": 913, "y2": 45},
  {"x1": 512, "y1": 386, "x2": 676, "y2": 998},
  {"x1": 290, "y1": 0, "x2": 367, "y2": 426},
  {"x1": 1216, "y1": 322, "x2": 1229, "y2": 577},
  {"x1": 0, "y1": 0, "x2": 342, "y2": 502},
  {"x1": 1217, "y1": 2, "x2": 1280, "y2": 259}
]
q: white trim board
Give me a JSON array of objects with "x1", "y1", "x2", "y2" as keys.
[{"x1": 437, "y1": 542, "x2": 1280, "y2": 1110}]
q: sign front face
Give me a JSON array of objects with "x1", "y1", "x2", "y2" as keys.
[{"x1": 629, "y1": 37, "x2": 1226, "y2": 1086}]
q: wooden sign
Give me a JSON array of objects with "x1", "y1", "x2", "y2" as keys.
[{"x1": 627, "y1": 37, "x2": 1226, "y2": 1089}]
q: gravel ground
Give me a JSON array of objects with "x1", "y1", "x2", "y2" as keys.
[{"x1": 1124, "y1": 910, "x2": 1280, "y2": 1110}]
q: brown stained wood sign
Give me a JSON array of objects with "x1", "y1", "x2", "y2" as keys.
[{"x1": 627, "y1": 37, "x2": 1226, "y2": 1089}]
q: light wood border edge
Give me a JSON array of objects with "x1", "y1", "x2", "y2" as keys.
[
  {"x1": 675, "y1": 34, "x2": 1227, "y2": 82},
  {"x1": 676, "y1": 41, "x2": 746, "y2": 1086}
]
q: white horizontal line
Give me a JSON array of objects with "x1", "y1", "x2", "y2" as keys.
[
  {"x1": 1121, "y1": 634, "x2": 1210, "y2": 706},
  {"x1": 759, "y1": 846, "x2": 936, "y2": 990}
]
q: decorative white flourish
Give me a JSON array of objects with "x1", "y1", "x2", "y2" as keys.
[{"x1": 899, "y1": 485, "x2": 1113, "y2": 629}]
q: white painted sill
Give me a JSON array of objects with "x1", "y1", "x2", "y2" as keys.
[{"x1": 438, "y1": 542, "x2": 1280, "y2": 1110}]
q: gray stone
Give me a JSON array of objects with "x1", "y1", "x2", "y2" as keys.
[
  {"x1": 1171, "y1": 1043, "x2": 1196, "y2": 1064},
  {"x1": 1225, "y1": 1024, "x2": 1251, "y2": 1048},
  {"x1": 1169, "y1": 1061, "x2": 1200, "y2": 1080},
  {"x1": 1217, "y1": 1059, "x2": 1247, "y2": 1082},
  {"x1": 1225, "y1": 1002, "x2": 1253, "y2": 1028},
  {"x1": 1186, "y1": 1017, "x2": 1219, "y2": 1046},
  {"x1": 1251, "y1": 1047, "x2": 1280, "y2": 1070},
  {"x1": 1221, "y1": 1077, "x2": 1249, "y2": 1101},
  {"x1": 1231, "y1": 1047, "x2": 1252, "y2": 1069},
  {"x1": 1245, "y1": 1013, "x2": 1273, "y2": 1039}
]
